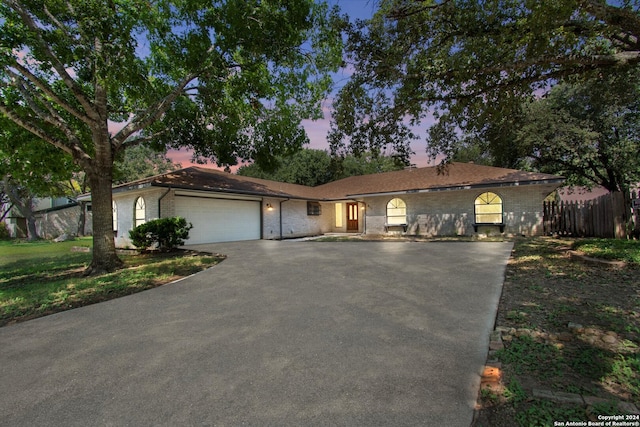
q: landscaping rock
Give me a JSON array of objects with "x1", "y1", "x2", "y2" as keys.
[
  {"x1": 568, "y1": 322, "x2": 584, "y2": 333},
  {"x1": 533, "y1": 389, "x2": 584, "y2": 405},
  {"x1": 601, "y1": 334, "x2": 618, "y2": 344},
  {"x1": 54, "y1": 233, "x2": 71, "y2": 242},
  {"x1": 618, "y1": 401, "x2": 640, "y2": 414},
  {"x1": 489, "y1": 341, "x2": 504, "y2": 351},
  {"x1": 558, "y1": 332, "x2": 574, "y2": 342},
  {"x1": 583, "y1": 395, "x2": 611, "y2": 406}
]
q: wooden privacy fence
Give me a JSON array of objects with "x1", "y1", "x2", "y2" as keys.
[{"x1": 543, "y1": 191, "x2": 635, "y2": 238}]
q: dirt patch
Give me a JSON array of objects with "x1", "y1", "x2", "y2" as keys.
[{"x1": 473, "y1": 238, "x2": 640, "y2": 426}]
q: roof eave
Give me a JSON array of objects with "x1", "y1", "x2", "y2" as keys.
[
  {"x1": 345, "y1": 178, "x2": 565, "y2": 198},
  {"x1": 151, "y1": 182, "x2": 319, "y2": 201}
]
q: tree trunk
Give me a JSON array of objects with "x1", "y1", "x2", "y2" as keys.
[
  {"x1": 2, "y1": 178, "x2": 40, "y2": 240},
  {"x1": 25, "y1": 207, "x2": 39, "y2": 241},
  {"x1": 77, "y1": 200, "x2": 87, "y2": 236},
  {"x1": 86, "y1": 169, "x2": 123, "y2": 274}
]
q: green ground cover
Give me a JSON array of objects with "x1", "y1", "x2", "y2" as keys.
[
  {"x1": 0, "y1": 238, "x2": 223, "y2": 326},
  {"x1": 475, "y1": 237, "x2": 640, "y2": 426}
]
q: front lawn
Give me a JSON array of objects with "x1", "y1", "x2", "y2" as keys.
[
  {"x1": 474, "y1": 237, "x2": 640, "y2": 426},
  {"x1": 0, "y1": 238, "x2": 224, "y2": 326},
  {"x1": 572, "y1": 238, "x2": 640, "y2": 264}
]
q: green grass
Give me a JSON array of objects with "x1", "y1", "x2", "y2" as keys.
[
  {"x1": 572, "y1": 238, "x2": 640, "y2": 264},
  {"x1": 0, "y1": 239, "x2": 223, "y2": 326},
  {"x1": 497, "y1": 336, "x2": 565, "y2": 379}
]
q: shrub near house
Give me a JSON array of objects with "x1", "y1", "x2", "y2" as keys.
[{"x1": 129, "y1": 217, "x2": 193, "y2": 251}]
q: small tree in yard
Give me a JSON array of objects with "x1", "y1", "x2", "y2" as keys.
[{"x1": 129, "y1": 217, "x2": 193, "y2": 252}]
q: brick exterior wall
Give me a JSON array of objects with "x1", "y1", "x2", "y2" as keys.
[
  {"x1": 359, "y1": 184, "x2": 559, "y2": 237},
  {"x1": 108, "y1": 182, "x2": 557, "y2": 247},
  {"x1": 263, "y1": 198, "x2": 334, "y2": 240}
]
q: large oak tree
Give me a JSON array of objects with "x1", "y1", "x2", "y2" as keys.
[
  {"x1": 516, "y1": 70, "x2": 640, "y2": 194},
  {"x1": 330, "y1": 0, "x2": 640, "y2": 164},
  {"x1": 0, "y1": 0, "x2": 343, "y2": 273}
]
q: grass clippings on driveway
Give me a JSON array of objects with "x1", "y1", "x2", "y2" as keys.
[
  {"x1": 0, "y1": 238, "x2": 225, "y2": 327},
  {"x1": 474, "y1": 237, "x2": 640, "y2": 426}
]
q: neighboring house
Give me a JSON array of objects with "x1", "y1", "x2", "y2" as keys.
[
  {"x1": 97, "y1": 162, "x2": 564, "y2": 248},
  {"x1": 2, "y1": 197, "x2": 92, "y2": 239}
]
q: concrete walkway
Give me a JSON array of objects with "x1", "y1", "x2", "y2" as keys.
[{"x1": 0, "y1": 240, "x2": 513, "y2": 426}]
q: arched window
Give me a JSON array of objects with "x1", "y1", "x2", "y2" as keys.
[
  {"x1": 474, "y1": 192, "x2": 503, "y2": 224},
  {"x1": 134, "y1": 197, "x2": 146, "y2": 228},
  {"x1": 112, "y1": 200, "x2": 118, "y2": 233},
  {"x1": 386, "y1": 198, "x2": 407, "y2": 225}
]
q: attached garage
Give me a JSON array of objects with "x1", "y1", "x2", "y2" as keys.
[{"x1": 175, "y1": 194, "x2": 261, "y2": 244}]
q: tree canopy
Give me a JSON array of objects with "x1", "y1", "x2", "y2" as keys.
[
  {"x1": 0, "y1": 115, "x2": 79, "y2": 239},
  {"x1": 0, "y1": 0, "x2": 343, "y2": 272},
  {"x1": 113, "y1": 145, "x2": 181, "y2": 185},
  {"x1": 515, "y1": 70, "x2": 640, "y2": 193},
  {"x1": 237, "y1": 149, "x2": 405, "y2": 186},
  {"x1": 330, "y1": 0, "x2": 640, "y2": 164}
]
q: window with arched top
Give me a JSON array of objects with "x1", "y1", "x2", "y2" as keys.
[
  {"x1": 134, "y1": 197, "x2": 146, "y2": 228},
  {"x1": 474, "y1": 192, "x2": 503, "y2": 224},
  {"x1": 386, "y1": 198, "x2": 407, "y2": 225},
  {"x1": 112, "y1": 200, "x2": 118, "y2": 233}
]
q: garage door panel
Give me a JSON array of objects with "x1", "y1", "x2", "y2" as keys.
[{"x1": 175, "y1": 197, "x2": 260, "y2": 244}]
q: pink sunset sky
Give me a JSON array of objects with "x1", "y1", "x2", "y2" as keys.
[{"x1": 167, "y1": 0, "x2": 438, "y2": 171}]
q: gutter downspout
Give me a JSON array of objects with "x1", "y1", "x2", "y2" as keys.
[
  {"x1": 279, "y1": 198, "x2": 290, "y2": 240},
  {"x1": 158, "y1": 187, "x2": 171, "y2": 218},
  {"x1": 361, "y1": 201, "x2": 366, "y2": 235}
]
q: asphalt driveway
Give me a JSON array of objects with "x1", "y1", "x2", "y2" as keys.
[{"x1": 0, "y1": 240, "x2": 513, "y2": 426}]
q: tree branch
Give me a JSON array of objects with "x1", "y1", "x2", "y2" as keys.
[
  {"x1": 5, "y1": 0, "x2": 98, "y2": 122},
  {"x1": 388, "y1": 0, "x2": 452, "y2": 19},
  {"x1": 0, "y1": 104, "x2": 74, "y2": 157},
  {"x1": 3, "y1": 73, "x2": 83, "y2": 149},
  {"x1": 579, "y1": 0, "x2": 640, "y2": 41},
  {"x1": 10, "y1": 60, "x2": 94, "y2": 126},
  {"x1": 117, "y1": 129, "x2": 169, "y2": 152},
  {"x1": 111, "y1": 72, "x2": 199, "y2": 148}
]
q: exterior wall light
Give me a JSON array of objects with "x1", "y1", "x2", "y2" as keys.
[{"x1": 265, "y1": 203, "x2": 273, "y2": 211}]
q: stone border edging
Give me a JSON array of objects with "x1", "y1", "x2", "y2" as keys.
[
  {"x1": 567, "y1": 250, "x2": 627, "y2": 268},
  {"x1": 474, "y1": 328, "x2": 640, "y2": 420}
]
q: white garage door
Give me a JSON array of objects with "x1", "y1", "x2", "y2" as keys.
[{"x1": 175, "y1": 196, "x2": 261, "y2": 244}]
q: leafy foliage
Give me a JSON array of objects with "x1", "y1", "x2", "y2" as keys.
[
  {"x1": 129, "y1": 217, "x2": 193, "y2": 251},
  {"x1": 331, "y1": 0, "x2": 640, "y2": 166},
  {"x1": 0, "y1": 222, "x2": 9, "y2": 240},
  {"x1": 113, "y1": 145, "x2": 181, "y2": 185},
  {"x1": 515, "y1": 71, "x2": 640, "y2": 193},
  {"x1": 237, "y1": 148, "x2": 405, "y2": 186},
  {"x1": 0, "y1": 0, "x2": 343, "y2": 272}
]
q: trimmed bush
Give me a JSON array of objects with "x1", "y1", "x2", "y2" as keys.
[
  {"x1": 129, "y1": 217, "x2": 193, "y2": 251},
  {"x1": 0, "y1": 222, "x2": 10, "y2": 240}
]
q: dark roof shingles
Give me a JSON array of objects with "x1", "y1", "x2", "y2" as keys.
[
  {"x1": 113, "y1": 163, "x2": 563, "y2": 201},
  {"x1": 314, "y1": 162, "x2": 564, "y2": 199}
]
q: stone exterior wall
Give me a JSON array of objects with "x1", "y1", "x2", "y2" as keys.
[
  {"x1": 34, "y1": 205, "x2": 93, "y2": 239},
  {"x1": 361, "y1": 184, "x2": 558, "y2": 237}
]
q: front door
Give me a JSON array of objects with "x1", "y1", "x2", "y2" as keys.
[{"x1": 347, "y1": 202, "x2": 359, "y2": 231}]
